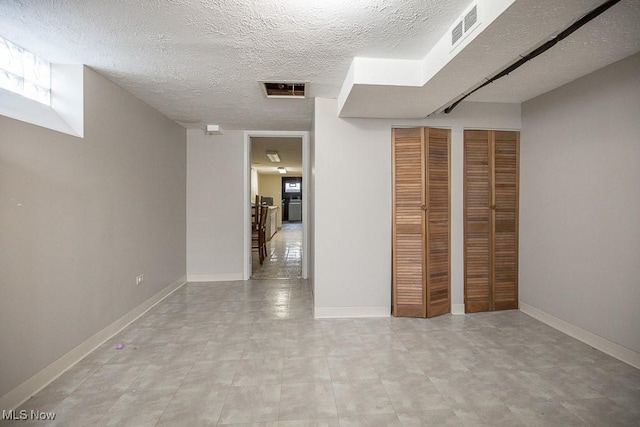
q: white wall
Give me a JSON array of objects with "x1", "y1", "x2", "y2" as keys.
[
  {"x1": 314, "y1": 99, "x2": 394, "y2": 317},
  {"x1": 308, "y1": 120, "x2": 316, "y2": 297},
  {"x1": 0, "y1": 67, "x2": 186, "y2": 399},
  {"x1": 520, "y1": 52, "x2": 640, "y2": 354},
  {"x1": 186, "y1": 130, "x2": 245, "y2": 280},
  {"x1": 250, "y1": 167, "x2": 259, "y2": 203},
  {"x1": 313, "y1": 98, "x2": 520, "y2": 316}
]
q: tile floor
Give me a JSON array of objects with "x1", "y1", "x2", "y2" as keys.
[
  {"x1": 6, "y1": 278, "x2": 640, "y2": 426},
  {"x1": 251, "y1": 222, "x2": 303, "y2": 280}
]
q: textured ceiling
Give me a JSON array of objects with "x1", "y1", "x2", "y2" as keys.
[
  {"x1": 0, "y1": 0, "x2": 468, "y2": 131},
  {"x1": 467, "y1": 0, "x2": 640, "y2": 103},
  {"x1": 338, "y1": 0, "x2": 640, "y2": 118},
  {"x1": 1, "y1": 1, "x2": 637, "y2": 130}
]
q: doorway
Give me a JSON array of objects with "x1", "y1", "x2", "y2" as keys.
[{"x1": 244, "y1": 132, "x2": 309, "y2": 280}]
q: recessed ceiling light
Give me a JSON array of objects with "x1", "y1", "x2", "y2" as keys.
[
  {"x1": 277, "y1": 167, "x2": 287, "y2": 174},
  {"x1": 266, "y1": 151, "x2": 281, "y2": 162}
]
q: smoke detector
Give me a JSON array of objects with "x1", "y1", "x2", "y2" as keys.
[{"x1": 206, "y1": 124, "x2": 223, "y2": 135}]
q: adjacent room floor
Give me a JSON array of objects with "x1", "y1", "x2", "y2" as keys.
[
  {"x1": 8, "y1": 278, "x2": 640, "y2": 426},
  {"x1": 252, "y1": 222, "x2": 303, "y2": 280}
]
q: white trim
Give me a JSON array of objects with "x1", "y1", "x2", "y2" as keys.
[
  {"x1": 519, "y1": 301, "x2": 640, "y2": 369},
  {"x1": 0, "y1": 276, "x2": 186, "y2": 411},
  {"x1": 243, "y1": 130, "x2": 310, "y2": 280},
  {"x1": 187, "y1": 273, "x2": 243, "y2": 282},
  {"x1": 314, "y1": 306, "x2": 391, "y2": 319},
  {"x1": 451, "y1": 304, "x2": 465, "y2": 315}
]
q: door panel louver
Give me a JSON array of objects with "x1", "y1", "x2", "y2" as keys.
[
  {"x1": 492, "y1": 131, "x2": 519, "y2": 311},
  {"x1": 464, "y1": 130, "x2": 491, "y2": 313},
  {"x1": 425, "y1": 128, "x2": 450, "y2": 317},
  {"x1": 393, "y1": 128, "x2": 426, "y2": 317}
]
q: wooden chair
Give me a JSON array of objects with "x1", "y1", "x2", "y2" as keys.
[
  {"x1": 252, "y1": 195, "x2": 263, "y2": 226},
  {"x1": 252, "y1": 201, "x2": 268, "y2": 264}
]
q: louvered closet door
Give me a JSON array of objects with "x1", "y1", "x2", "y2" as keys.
[
  {"x1": 464, "y1": 130, "x2": 492, "y2": 313},
  {"x1": 425, "y1": 128, "x2": 451, "y2": 317},
  {"x1": 393, "y1": 127, "x2": 450, "y2": 318},
  {"x1": 464, "y1": 130, "x2": 519, "y2": 313},
  {"x1": 492, "y1": 131, "x2": 519, "y2": 310},
  {"x1": 392, "y1": 128, "x2": 426, "y2": 317}
]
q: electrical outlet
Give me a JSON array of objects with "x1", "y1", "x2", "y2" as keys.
[{"x1": 136, "y1": 274, "x2": 144, "y2": 285}]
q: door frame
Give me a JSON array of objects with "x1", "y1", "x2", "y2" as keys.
[{"x1": 243, "y1": 130, "x2": 310, "y2": 280}]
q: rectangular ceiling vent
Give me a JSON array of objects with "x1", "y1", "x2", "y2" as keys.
[
  {"x1": 450, "y1": 3, "x2": 480, "y2": 50},
  {"x1": 464, "y1": 5, "x2": 478, "y2": 31},
  {"x1": 261, "y1": 82, "x2": 307, "y2": 99},
  {"x1": 451, "y1": 21, "x2": 464, "y2": 45}
]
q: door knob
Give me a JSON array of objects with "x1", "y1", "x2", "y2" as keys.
[{"x1": 421, "y1": 205, "x2": 428, "y2": 211}]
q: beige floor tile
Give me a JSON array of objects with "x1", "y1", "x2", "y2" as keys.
[
  {"x1": 397, "y1": 409, "x2": 465, "y2": 427},
  {"x1": 561, "y1": 398, "x2": 639, "y2": 426},
  {"x1": 252, "y1": 223, "x2": 303, "y2": 279},
  {"x1": 279, "y1": 382, "x2": 338, "y2": 420},
  {"x1": 155, "y1": 384, "x2": 229, "y2": 426},
  {"x1": 332, "y1": 379, "x2": 395, "y2": 417},
  {"x1": 507, "y1": 401, "x2": 586, "y2": 426},
  {"x1": 327, "y1": 355, "x2": 379, "y2": 382},
  {"x1": 282, "y1": 356, "x2": 332, "y2": 383},
  {"x1": 14, "y1": 262, "x2": 639, "y2": 427},
  {"x1": 232, "y1": 358, "x2": 283, "y2": 385},
  {"x1": 454, "y1": 404, "x2": 527, "y2": 426},
  {"x1": 338, "y1": 413, "x2": 402, "y2": 427},
  {"x1": 278, "y1": 420, "x2": 339, "y2": 427},
  {"x1": 218, "y1": 384, "x2": 282, "y2": 424}
]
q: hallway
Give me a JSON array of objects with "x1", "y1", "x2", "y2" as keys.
[{"x1": 252, "y1": 222, "x2": 303, "y2": 279}]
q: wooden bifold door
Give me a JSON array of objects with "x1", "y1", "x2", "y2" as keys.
[
  {"x1": 392, "y1": 127, "x2": 450, "y2": 318},
  {"x1": 464, "y1": 130, "x2": 519, "y2": 313}
]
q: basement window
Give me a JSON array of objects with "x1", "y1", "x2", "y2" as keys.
[
  {"x1": 0, "y1": 36, "x2": 51, "y2": 105},
  {"x1": 0, "y1": 36, "x2": 84, "y2": 138},
  {"x1": 261, "y1": 82, "x2": 307, "y2": 98}
]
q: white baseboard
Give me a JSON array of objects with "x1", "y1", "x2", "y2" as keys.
[
  {"x1": 519, "y1": 301, "x2": 640, "y2": 369},
  {"x1": 187, "y1": 273, "x2": 243, "y2": 282},
  {"x1": 314, "y1": 306, "x2": 390, "y2": 319},
  {"x1": 451, "y1": 304, "x2": 465, "y2": 315},
  {"x1": 0, "y1": 276, "x2": 187, "y2": 411}
]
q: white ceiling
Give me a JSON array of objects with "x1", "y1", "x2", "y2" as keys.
[
  {"x1": 338, "y1": 0, "x2": 640, "y2": 118},
  {"x1": 467, "y1": 0, "x2": 640, "y2": 104},
  {"x1": 251, "y1": 137, "x2": 302, "y2": 175},
  {"x1": 0, "y1": 0, "x2": 638, "y2": 130}
]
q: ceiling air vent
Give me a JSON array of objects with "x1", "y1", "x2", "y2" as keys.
[
  {"x1": 464, "y1": 5, "x2": 478, "y2": 31},
  {"x1": 452, "y1": 21, "x2": 464, "y2": 45},
  {"x1": 261, "y1": 82, "x2": 307, "y2": 99},
  {"x1": 450, "y1": 3, "x2": 480, "y2": 50}
]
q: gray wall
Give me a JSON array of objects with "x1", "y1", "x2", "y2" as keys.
[
  {"x1": 520, "y1": 52, "x2": 640, "y2": 353},
  {"x1": 186, "y1": 130, "x2": 245, "y2": 278},
  {"x1": 0, "y1": 67, "x2": 187, "y2": 396}
]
